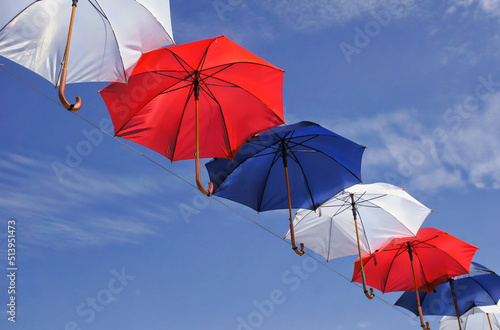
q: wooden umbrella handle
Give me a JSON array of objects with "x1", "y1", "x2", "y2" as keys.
[
  {"x1": 351, "y1": 194, "x2": 375, "y2": 300},
  {"x1": 59, "y1": 68, "x2": 82, "y2": 111},
  {"x1": 196, "y1": 156, "x2": 213, "y2": 196},
  {"x1": 284, "y1": 165, "x2": 305, "y2": 256},
  {"x1": 59, "y1": 0, "x2": 82, "y2": 111},
  {"x1": 194, "y1": 97, "x2": 213, "y2": 196}
]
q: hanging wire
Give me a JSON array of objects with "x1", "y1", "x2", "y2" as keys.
[{"x1": 0, "y1": 63, "x2": 419, "y2": 322}]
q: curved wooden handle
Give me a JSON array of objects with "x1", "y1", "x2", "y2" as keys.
[
  {"x1": 292, "y1": 242, "x2": 305, "y2": 256},
  {"x1": 195, "y1": 156, "x2": 213, "y2": 196},
  {"x1": 196, "y1": 178, "x2": 214, "y2": 196},
  {"x1": 58, "y1": 68, "x2": 82, "y2": 111},
  {"x1": 58, "y1": 1, "x2": 82, "y2": 111},
  {"x1": 363, "y1": 285, "x2": 375, "y2": 300}
]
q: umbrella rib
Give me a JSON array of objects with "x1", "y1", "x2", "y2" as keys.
[
  {"x1": 0, "y1": 3, "x2": 36, "y2": 32},
  {"x1": 318, "y1": 197, "x2": 352, "y2": 217},
  {"x1": 382, "y1": 244, "x2": 408, "y2": 292},
  {"x1": 355, "y1": 193, "x2": 424, "y2": 236},
  {"x1": 112, "y1": 76, "x2": 174, "y2": 135},
  {"x1": 170, "y1": 85, "x2": 195, "y2": 161},
  {"x1": 354, "y1": 194, "x2": 387, "y2": 205},
  {"x1": 130, "y1": 0, "x2": 174, "y2": 44},
  {"x1": 92, "y1": 1, "x2": 128, "y2": 81},
  {"x1": 210, "y1": 142, "x2": 277, "y2": 192},
  {"x1": 195, "y1": 62, "x2": 285, "y2": 125},
  {"x1": 165, "y1": 51, "x2": 198, "y2": 161},
  {"x1": 327, "y1": 212, "x2": 334, "y2": 261},
  {"x1": 287, "y1": 147, "x2": 317, "y2": 209},
  {"x1": 287, "y1": 136, "x2": 363, "y2": 182},
  {"x1": 468, "y1": 276, "x2": 499, "y2": 305},
  {"x1": 113, "y1": 51, "x2": 195, "y2": 138},
  {"x1": 196, "y1": 75, "x2": 233, "y2": 157},
  {"x1": 411, "y1": 248, "x2": 434, "y2": 292},
  {"x1": 356, "y1": 212, "x2": 373, "y2": 254},
  {"x1": 169, "y1": 50, "x2": 197, "y2": 73},
  {"x1": 256, "y1": 149, "x2": 283, "y2": 211},
  {"x1": 411, "y1": 237, "x2": 472, "y2": 292}
]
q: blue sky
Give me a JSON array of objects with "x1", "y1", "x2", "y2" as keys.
[{"x1": 1, "y1": 1, "x2": 500, "y2": 329}]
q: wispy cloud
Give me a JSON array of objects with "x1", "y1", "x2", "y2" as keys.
[
  {"x1": 0, "y1": 151, "x2": 184, "y2": 249},
  {"x1": 318, "y1": 92, "x2": 500, "y2": 194},
  {"x1": 259, "y1": 0, "x2": 417, "y2": 31},
  {"x1": 477, "y1": 0, "x2": 500, "y2": 16}
]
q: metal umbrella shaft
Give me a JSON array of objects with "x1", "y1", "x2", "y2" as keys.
[
  {"x1": 350, "y1": 193, "x2": 375, "y2": 299},
  {"x1": 407, "y1": 242, "x2": 430, "y2": 330},
  {"x1": 59, "y1": 0, "x2": 82, "y2": 111}
]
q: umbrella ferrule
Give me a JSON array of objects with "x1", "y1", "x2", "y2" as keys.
[
  {"x1": 280, "y1": 139, "x2": 288, "y2": 167},
  {"x1": 72, "y1": 0, "x2": 78, "y2": 7},
  {"x1": 407, "y1": 242, "x2": 413, "y2": 261},
  {"x1": 193, "y1": 71, "x2": 200, "y2": 100},
  {"x1": 349, "y1": 193, "x2": 357, "y2": 218}
]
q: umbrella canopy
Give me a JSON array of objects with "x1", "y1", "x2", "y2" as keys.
[
  {"x1": 440, "y1": 307, "x2": 500, "y2": 330},
  {"x1": 287, "y1": 182, "x2": 432, "y2": 260},
  {"x1": 352, "y1": 228, "x2": 478, "y2": 329},
  {"x1": 352, "y1": 228, "x2": 478, "y2": 293},
  {"x1": 100, "y1": 35, "x2": 285, "y2": 195},
  {"x1": 286, "y1": 182, "x2": 432, "y2": 299},
  {"x1": 0, "y1": 0, "x2": 174, "y2": 110},
  {"x1": 206, "y1": 121, "x2": 365, "y2": 254},
  {"x1": 396, "y1": 262, "x2": 500, "y2": 317}
]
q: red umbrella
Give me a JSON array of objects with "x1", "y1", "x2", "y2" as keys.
[
  {"x1": 100, "y1": 36, "x2": 285, "y2": 195},
  {"x1": 352, "y1": 228, "x2": 478, "y2": 329}
]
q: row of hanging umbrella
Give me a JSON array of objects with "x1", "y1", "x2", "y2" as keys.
[
  {"x1": 396, "y1": 262, "x2": 500, "y2": 329},
  {"x1": 2, "y1": 2, "x2": 499, "y2": 330},
  {"x1": 440, "y1": 306, "x2": 500, "y2": 330}
]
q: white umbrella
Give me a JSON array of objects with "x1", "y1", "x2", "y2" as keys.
[
  {"x1": 440, "y1": 306, "x2": 500, "y2": 330},
  {"x1": 285, "y1": 182, "x2": 432, "y2": 299},
  {"x1": 0, "y1": 0, "x2": 174, "y2": 110}
]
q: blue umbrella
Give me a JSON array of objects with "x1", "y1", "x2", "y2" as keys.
[
  {"x1": 205, "y1": 121, "x2": 365, "y2": 255},
  {"x1": 395, "y1": 262, "x2": 500, "y2": 330}
]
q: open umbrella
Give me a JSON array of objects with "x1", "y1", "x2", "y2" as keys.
[
  {"x1": 100, "y1": 35, "x2": 285, "y2": 195},
  {"x1": 440, "y1": 306, "x2": 500, "y2": 330},
  {"x1": 352, "y1": 228, "x2": 478, "y2": 329},
  {"x1": 205, "y1": 121, "x2": 366, "y2": 255},
  {"x1": 285, "y1": 182, "x2": 432, "y2": 299},
  {"x1": 396, "y1": 262, "x2": 500, "y2": 330},
  {"x1": 0, "y1": 0, "x2": 174, "y2": 110}
]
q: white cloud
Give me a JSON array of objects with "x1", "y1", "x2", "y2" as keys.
[
  {"x1": 260, "y1": 0, "x2": 417, "y2": 31},
  {"x1": 479, "y1": 0, "x2": 500, "y2": 15},
  {"x1": 319, "y1": 92, "x2": 500, "y2": 194},
  {"x1": 0, "y1": 151, "x2": 184, "y2": 249}
]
